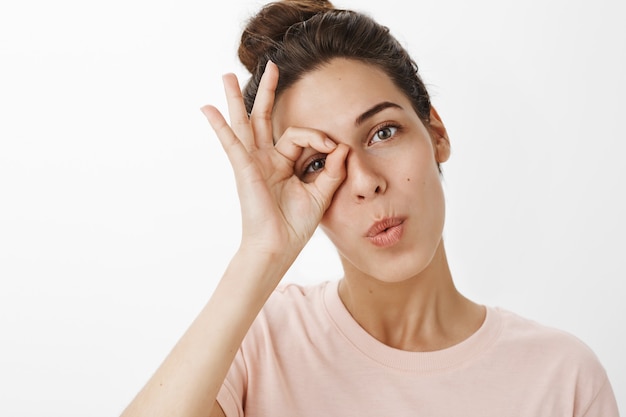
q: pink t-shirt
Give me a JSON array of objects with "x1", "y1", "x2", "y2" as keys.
[{"x1": 217, "y1": 281, "x2": 619, "y2": 416}]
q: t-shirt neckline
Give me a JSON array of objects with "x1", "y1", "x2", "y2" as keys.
[{"x1": 322, "y1": 279, "x2": 502, "y2": 372}]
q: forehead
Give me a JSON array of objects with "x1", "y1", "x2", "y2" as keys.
[{"x1": 272, "y1": 58, "x2": 412, "y2": 137}]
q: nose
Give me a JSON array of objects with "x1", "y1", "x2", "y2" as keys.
[{"x1": 346, "y1": 150, "x2": 386, "y2": 201}]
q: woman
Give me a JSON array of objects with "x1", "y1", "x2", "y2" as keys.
[{"x1": 121, "y1": 1, "x2": 619, "y2": 416}]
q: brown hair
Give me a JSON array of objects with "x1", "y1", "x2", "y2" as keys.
[{"x1": 238, "y1": 0, "x2": 432, "y2": 125}]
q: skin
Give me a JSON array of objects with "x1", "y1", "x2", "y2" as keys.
[
  {"x1": 273, "y1": 58, "x2": 484, "y2": 352},
  {"x1": 120, "y1": 58, "x2": 484, "y2": 417}
]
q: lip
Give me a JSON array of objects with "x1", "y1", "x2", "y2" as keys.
[{"x1": 365, "y1": 217, "x2": 405, "y2": 247}]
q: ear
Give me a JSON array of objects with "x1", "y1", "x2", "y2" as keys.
[{"x1": 428, "y1": 106, "x2": 450, "y2": 163}]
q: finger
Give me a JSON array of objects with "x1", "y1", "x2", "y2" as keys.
[
  {"x1": 201, "y1": 104, "x2": 253, "y2": 173},
  {"x1": 273, "y1": 127, "x2": 337, "y2": 163},
  {"x1": 223, "y1": 73, "x2": 254, "y2": 150},
  {"x1": 308, "y1": 144, "x2": 349, "y2": 211},
  {"x1": 250, "y1": 61, "x2": 279, "y2": 149}
]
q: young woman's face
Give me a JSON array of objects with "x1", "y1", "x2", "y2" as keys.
[{"x1": 273, "y1": 58, "x2": 450, "y2": 283}]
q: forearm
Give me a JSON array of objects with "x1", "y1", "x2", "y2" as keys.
[
  {"x1": 120, "y1": 247, "x2": 294, "y2": 417},
  {"x1": 122, "y1": 53, "x2": 345, "y2": 417}
]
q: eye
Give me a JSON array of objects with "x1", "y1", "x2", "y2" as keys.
[
  {"x1": 306, "y1": 157, "x2": 326, "y2": 173},
  {"x1": 370, "y1": 125, "x2": 399, "y2": 144},
  {"x1": 301, "y1": 155, "x2": 327, "y2": 181}
]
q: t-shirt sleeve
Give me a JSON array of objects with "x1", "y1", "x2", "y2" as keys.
[
  {"x1": 565, "y1": 333, "x2": 621, "y2": 417},
  {"x1": 579, "y1": 373, "x2": 620, "y2": 417},
  {"x1": 216, "y1": 346, "x2": 247, "y2": 417}
]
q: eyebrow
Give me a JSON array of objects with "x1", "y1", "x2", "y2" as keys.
[{"x1": 355, "y1": 101, "x2": 403, "y2": 126}]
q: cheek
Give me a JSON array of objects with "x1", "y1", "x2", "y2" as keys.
[
  {"x1": 414, "y1": 152, "x2": 442, "y2": 187},
  {"x1": 318, "y1": 220, "x2": 345, "y2": 257},
  {"x1": 319, "y1": 193, "x2": 356, "y2": 249},
  {"x1": 320, "y1": 200, "x2": 344, "y2": 235}
]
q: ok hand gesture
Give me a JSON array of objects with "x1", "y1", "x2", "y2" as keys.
[{"x1": 201, "y1": 61, "x2": 348, "y2": 265}]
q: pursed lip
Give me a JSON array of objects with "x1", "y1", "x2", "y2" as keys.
[
  {"x1": 365, "y1": 217, "x2": 405, "y2": 248},
  {"x1": 365, "y1": 217, "x2": 405, "y2": 237}
]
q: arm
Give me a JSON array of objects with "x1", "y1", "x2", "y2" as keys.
[
  {"x1": 120, "y1": 61, "x2": 347, "y2": 417},
  {"x1": 120, "y1": 247, "x2": 289, "y2": 417}
]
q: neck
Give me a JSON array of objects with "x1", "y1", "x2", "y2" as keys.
[{"x1": 338, "y1": 241, "x2": 484, "y2": 352}]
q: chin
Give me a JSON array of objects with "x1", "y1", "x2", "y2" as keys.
[
  {"x1": 340, "y1": 247, "x2": 438, "y2": 285},
  {"x1": 374, "y1": 263, "x2": 430, "y2": 284}
]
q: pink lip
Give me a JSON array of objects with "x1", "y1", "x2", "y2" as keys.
[{"x1": 366, "y1": 217, "x2": 405, "y2": 247}]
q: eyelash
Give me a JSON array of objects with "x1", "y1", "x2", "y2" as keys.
[
  {"x1": 369, "y1": 122, "x2": 401, "y2": 145},
  {"x1": 300, "y1": 122, "x2": 402, "y2": 180},
  {"x1": 301, "y1": 153, "x2": 326, "y2": 180}
]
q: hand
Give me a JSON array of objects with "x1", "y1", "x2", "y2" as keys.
[{"x1": 201, "y1": 61, "x2": 348, "y2": 261}]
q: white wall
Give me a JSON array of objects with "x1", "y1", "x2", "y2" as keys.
[{"x1": 0, "y1": 0, "x2": 624, "y2": 415}]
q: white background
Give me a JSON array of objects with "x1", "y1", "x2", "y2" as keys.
[{"x1": 1, "y1": 0, "x2": 624, "y2": 415}]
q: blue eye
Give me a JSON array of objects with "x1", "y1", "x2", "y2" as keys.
[{"x1": 371, "y1": 125, "x2": 398, "y2": 143}]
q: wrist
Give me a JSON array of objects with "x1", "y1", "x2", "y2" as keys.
[
  {"x1": 237, "y1": 240, "x2": 301, "y2": 271},
  {"x1": 221, "y1": 244, "x2": 298, "y2": 296}
]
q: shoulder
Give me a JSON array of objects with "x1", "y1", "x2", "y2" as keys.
[
  {"x1": 263, "y1": 280, "x2": 330, "y2": 316},
  {"x1": 492, "y1": 307, "x2": 610, "y2": 389},
  {"x1": 491, "y1": 308, "x2": 618, "y2": 416},
  {"x1": 244, "y1": 280, "x2": 335, "y2": 342},
  {"x1": 494, "y1": 307, "x2": 599, "y2": 360}
]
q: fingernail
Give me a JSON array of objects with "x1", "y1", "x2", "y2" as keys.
[{"x1": 325, "y1": 138, "x2": 337, "y2": 149}]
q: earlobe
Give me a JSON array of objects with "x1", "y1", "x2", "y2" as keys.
[{"x1": 428, "y1": 106, "x2": 451, "y2": 163}]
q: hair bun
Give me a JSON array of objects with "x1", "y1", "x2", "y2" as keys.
[{"x1": 238, "y1": 0, "x2": 335, "y2": 73}]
